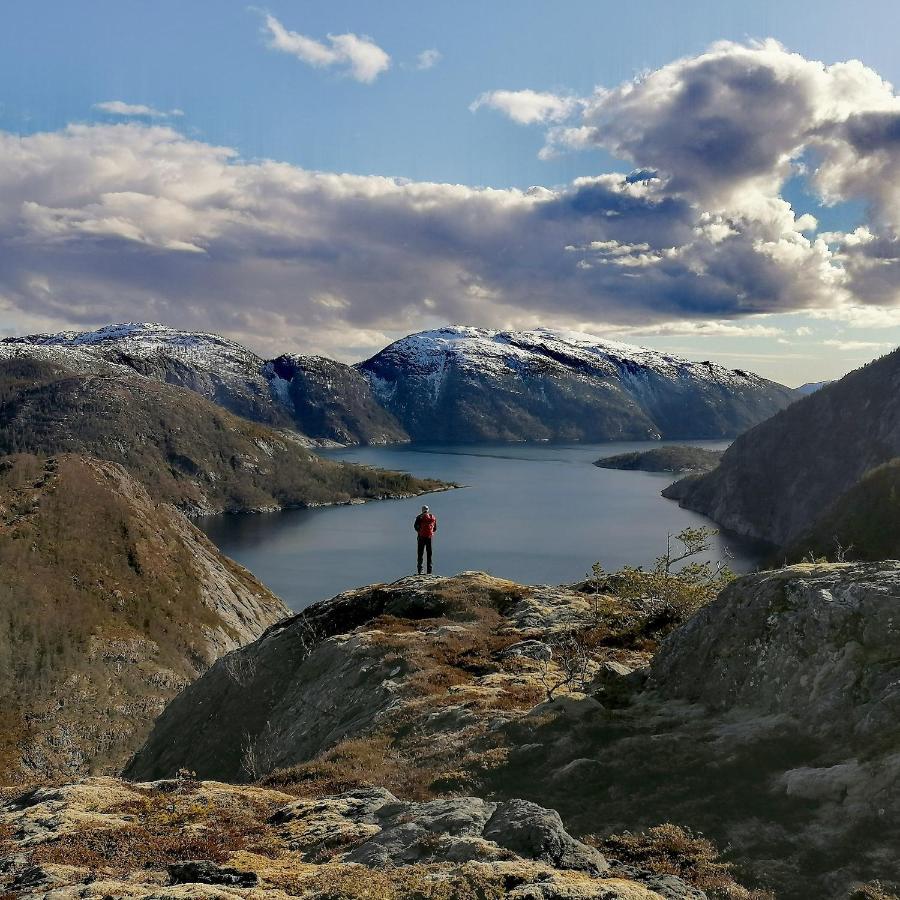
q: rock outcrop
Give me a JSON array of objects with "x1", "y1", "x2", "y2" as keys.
[
  {"x1": 487, "y1": 563, "x2": 900, "y2": 899},
  {"x1": 663, "y1": 347, "x2": 900, "y2": 556},
  {"x1": 0, "y1": 454, "x2": 289, "y2": 781},
  {"x1": 124, "y1": 573, "x2": 651, "y2": 785},
  {"x1": 0, "y1": 777, "x2": 700, "y2": 899},
  {"x1": 128, "y1": 564, "x2": 900, "y2": 897}
]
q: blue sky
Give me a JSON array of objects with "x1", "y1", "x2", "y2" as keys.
[
  {"x1": 5, "y1": 0, "x2": 900, "y2": 190},
  {"x1": 1, "y1": 1, "x2": 900, "y2": 383}
]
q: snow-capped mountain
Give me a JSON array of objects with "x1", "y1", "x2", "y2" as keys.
[
  {"x1": 1, "y1": 323, "x2": 288, "y2": 426},
  {"x1": 358, "y1": 326, "x2": 797, "y2": 442},
  {"x1": 3, "y1": 322, "x2": 798, "y2": 444}
]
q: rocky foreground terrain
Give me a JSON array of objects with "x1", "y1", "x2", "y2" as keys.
[
  {"x1": 3, "y1": 557, "x2": 899, "y2": 896},
  {"x1": 664, "y1": 346, "x2": 900, "y2": 559},
  {"x1": 0, "y1": 776, "x2": 714, "y2": 899},
  {"x1": 113, "y1": 564, "x2": 900, "y2": 899}
]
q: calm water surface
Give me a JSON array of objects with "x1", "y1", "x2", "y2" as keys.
[{"x1": 199, "y1": 441, "x2": 762, "y2": 611}]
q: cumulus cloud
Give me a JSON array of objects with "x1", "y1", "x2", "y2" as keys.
[
  {"x1": 480, "y1": 39, "x2": 900, "y2": 316},
  {"x1": 415, "y1": 49, "x2": 441, "y2": 71},
  {"x1": 540, "y1": 40, "x2": 900, "y2": 211},
  {"x1": 94, "y1": 101, "x2": 183, "y2": 118},
  {"x1": 3, "y1": 42, "x2": 900, "y2": 356},
  {"x1": 470, "y1": 90, "x2": 579, "y2": 125},
  {"x1": 262, "y1": 14, "x2": 390, "y2": 83},
  {"x1": 0, "y1": 121, "x2": 858, "y2": 357}
]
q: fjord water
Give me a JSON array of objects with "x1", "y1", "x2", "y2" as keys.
[{"x1": 199, "y1": 441, "x2": 762, "y2": 612}]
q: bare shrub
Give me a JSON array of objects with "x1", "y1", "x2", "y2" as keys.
[{"x1": 591, "y1": 824, "x2": 774, "y2": 900}]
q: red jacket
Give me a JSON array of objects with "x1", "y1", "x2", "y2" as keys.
[{"x1": 414, "y1": 513, "x2": 437, "y2": 538}]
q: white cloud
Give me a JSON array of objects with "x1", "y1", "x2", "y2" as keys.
[
  {"x1": 822, "y1": 339, "x2": 894, "y2": 352},
  {"x1": 262, "y1": 14, "x2": 390, "y2": 83},
  {"x1": 610, "y1": 320, "x2": 785, "y2": 338},
  {"x1": 7, "y1": 41, "x2": 900, "y2": 356},
  {"x1": 415, "y1": 49, "x2": 441, "y2": 71},
  {"x1": 0, "y1": 121, "x2": 864, "y2": 357},
  {"x1": 470, "y1": 90, "x2": 579, "y2": 125},
  {"x1": 94, "y1": 101, "x2": 183, "y2": 119}
]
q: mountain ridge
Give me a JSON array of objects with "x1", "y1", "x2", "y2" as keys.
[
  {"x1": 662, "y1": 346, "x2": 900, "y2": 555},
  {"x1": 4, "y1": 322, "x2": 798, "y2": 445}
]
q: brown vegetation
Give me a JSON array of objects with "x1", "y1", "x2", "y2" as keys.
[
  {"x1": 0, "y1": 357, "x2": 445, "y2": 515},
  {"x1": 593, "y1": 825, "x2": 774, "y2": 899},
  {"x1": 0, "y1": 453, "x2": 285, "y2": 782}
]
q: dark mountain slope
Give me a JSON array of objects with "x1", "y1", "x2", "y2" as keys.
[
  {"x1": 663, "y1": 347, "x2": 900, "y2": 549},
  {"x1": 0, "y1": 355, "x2": 443, "y2": 515},
  {"x1": 359, "y1": 327, "x2": 797, "y2": 442},
  {"x1": 0, "y1": 453, "x2": 288, "y2": 781},
  {"x1": 783, "y1": 458, "x2": 900, "y2": 561},
  {"x1": 265, "y1": 354, "x2": 408, "y2": 445}
]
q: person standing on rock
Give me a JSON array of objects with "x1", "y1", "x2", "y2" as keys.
[{"x1": 414, "y1": 505, "x2": 437, "y2": 575}]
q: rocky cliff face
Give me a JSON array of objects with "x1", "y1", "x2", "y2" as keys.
[
  {"x1": 0, "y1": 355, "x2": 442, "y2": 516},
  {"x1": 127, "y1": 564, "x2": 900, "y2": 897},
  {"x1": 265, "y1": 354, "x2": 408, "y2": 445},
  {"x1": 663, "y1": 347, "x2": 900, "y2": 553},
  {"x1": 0, "y1": 453, "x2": 288, "y2": 782},
  {"x1": 125, "y1": 573, "x2": 622, "y2": 784},
  {"x1": 358, "y1": 327, "x2": 797, "y2": 443}
]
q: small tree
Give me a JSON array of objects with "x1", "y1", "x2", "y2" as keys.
[
  {"x1": 536, "y1": 629, "x2": 597, "y2": 702},
  {"x1": 592, "y1": 526, "x2": 735, "y2": 623}
]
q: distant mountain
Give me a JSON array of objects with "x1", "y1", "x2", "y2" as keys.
[
  {"x1": 796, "y1": 380, "x2": 832, "y2": 395},
  {"x1": 265, "y1": 354, "x2": 408, "y2": 445},
  {"x1": 0, "y1": 453, "x2": 288, "y2": 781},
  {"x1": 2, "y1": 324, "x2": 406, "y2": 445},
  {"x1": 4, "y1": 323, "x2": 797, "y2": 445},
  {"x1": 358, "y1": 326, "x2": 797, "y2": 442},
  {"x1": 595, "y1": 445, "x2": 723, "y2": 474},
  {"x1": 664, "y1": 347, "x2": 900, "y2": 556},
  {"x1": 0, "y1": 353, "x2": 442, "y2": 515},
  {"x1": 2, "y1": 323, "x2": 291, "y2": 426}
]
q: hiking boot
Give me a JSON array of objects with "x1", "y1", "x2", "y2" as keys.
[
  {"x1": 417, "y1": 566, "x2": 423, "y2": 575},
  {"x1": 427, "y1": 567, "x2": 432, "y2": 575}
]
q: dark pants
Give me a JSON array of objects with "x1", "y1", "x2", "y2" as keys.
[{"x1": 417, "y1": 536, "x2": 433, "y2": 573}]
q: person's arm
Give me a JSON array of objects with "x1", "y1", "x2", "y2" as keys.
[
  {"x1": 432, "y1": 516, "x2": 437, "y2": 533},
  {"x1": 413, "y1": 515, "x2": 420, "y2": 532}
]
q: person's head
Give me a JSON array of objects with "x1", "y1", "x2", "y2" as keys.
[{"x1": 422, "y1": 505, "x2": 429, "y2": 513}]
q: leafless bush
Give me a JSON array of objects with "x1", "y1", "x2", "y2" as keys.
[{"x1": 537, "y1": 629, "x2": 595, "y2": 702}]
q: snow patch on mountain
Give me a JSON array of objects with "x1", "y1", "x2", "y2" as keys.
[
  {"x1": 360, "y1": 325, "x2": 763, "y2": 388},
  {"x1": 6, "y1": 322, "x2": 267, "y2": 378}
]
